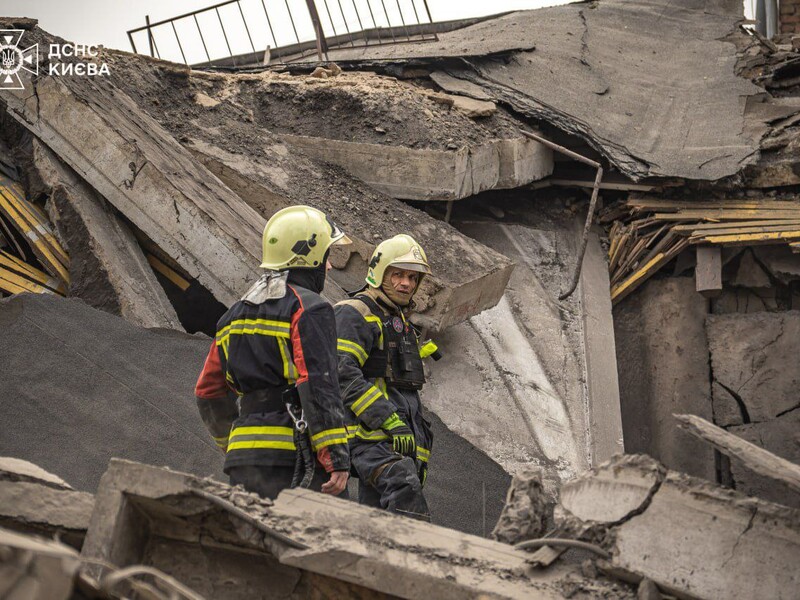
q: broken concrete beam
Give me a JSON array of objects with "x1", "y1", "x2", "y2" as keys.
[
  {"x1": 0, "y1": 456, "x2": 93, "y2": 549},
  {"x1": 189, "y1": 140, "x2": 514, "y2": 332},
  {"x1": 0, "y1": 480, "x2": 94, "y2": 550},
  {"x1": 675, "y1": 413, "x2": 800, "y2": 494},
  {"x1": 707, "y1": 311, "x2": 800, "y2": 424},
  {"x1": 613, "y1": 277, "x2": 715, "y2": 480},
  {"x1": 77, "y1": 49, "x2": 517, "y2": 330},
  {"x1": 491, "y1": 468, "x2": 547, "y2": 545},
  {"x1": 24, "y1": 138, "x2": 182, "y2": 330},
  {"x1": 695, "y1": 245, "x2": 722, "y2": 297},
  {"x1": 556, "y1": 454, "x2": 800, "y2": 600},
  {"x1": 185, "y1": 69, "x2": 552, "y2": 201},
  {"x1": 82, "y1": 459, "x2": 630, "y2": 600},
  {"x1": 2, "y1": 67, "x2": 263, "y2": 307},
  {"x1": 0, "y1": 527, "x2": 80, "y2": 600}
]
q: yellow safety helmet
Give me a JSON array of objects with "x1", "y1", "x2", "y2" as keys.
[
  {"x1": 366, "y1": 234, "x2": 431, "y2": 288},
  {"x1": 261, "y1": 205, "x2": 350, "y2": 270}
]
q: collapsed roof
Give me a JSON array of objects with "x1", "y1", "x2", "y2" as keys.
[{"x1": 295, "y1": 0, "x2": 771, "y2": 182}]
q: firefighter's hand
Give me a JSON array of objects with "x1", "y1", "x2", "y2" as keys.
[{"x1": 321, "y1": 470, "x2": 349, "y2": 495}]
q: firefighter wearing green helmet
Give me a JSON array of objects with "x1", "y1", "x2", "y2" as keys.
[
  {"x1": 334, "y1": 234, "x2": 437, "y2": 520},
  {"x1": 195, "y1": 205, "x2": 352, "y2": 499}
]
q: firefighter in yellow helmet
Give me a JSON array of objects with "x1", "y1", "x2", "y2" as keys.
[
  {"x1": 334, "y1": 234, "x2": 437, "y2": 520},
  {"x1": 195, "y1": 205, "x2": 352, "y2": 499}
]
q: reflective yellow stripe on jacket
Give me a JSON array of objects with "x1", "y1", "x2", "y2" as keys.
[
  {"x1": 351, "y1": 385, "x2": 384, "y2": 417},
  {"x1": 337, "y1": 338, "x2": 368, "y2": 365},
  {"x1": 310, "y1": 427, "x2": 349, "y2": 450},
  {"x1": 416, "y1": 446, "x2": 431, "y2": 463},
  {"x1": 226, "y1": 425, "x2": 296, "y2": 452}
]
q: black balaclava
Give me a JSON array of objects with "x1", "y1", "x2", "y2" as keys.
[{"x1": 286, "y1": 250, "x2": 330, "y2": 294}]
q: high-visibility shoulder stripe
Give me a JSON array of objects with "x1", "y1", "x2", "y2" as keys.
[
  {"x1": 363, "y1": 315, "x2": 384, "y2": 348},
  {"x1": 337, "y1": 338, "x2": 368, "y2": 365},
  {"x1": 216, "y1": 318, "x2": 291, "y2": 345},
  {"x1": 351, "y1": 386, "x2": 383, "y2": 417}
]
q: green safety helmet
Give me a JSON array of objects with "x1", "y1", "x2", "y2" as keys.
[
  {"x1": 366, "y1": 234, "x2": 431, "y2": 288},
  {"x1": 261, "y1": 205, "x2": 350, "y2": 270}
]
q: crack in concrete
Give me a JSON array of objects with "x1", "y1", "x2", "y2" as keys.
[
  {"x1": 721, "y1": 507, "x2": 757, "y2": 568},
  {"x1": 715, "y1": 381, "x2": 752, "y2": 424}
]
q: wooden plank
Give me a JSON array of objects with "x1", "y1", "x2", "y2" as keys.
[
  {"x1": 675, "y1": 413, "x2": 800, "y2": 494},
  {"x1": 695, "y1": 246, "x2": 722, "y2": 298},
  {"x1": 146, "y1": 253, "x2": 191, "y2": 291},
  {"x1": 0, "y1": 251, "x2": 65, "y2": 294},
  {"x1": 673, "y1": 219, "x2": 800, "y2": 233},
  {"x1": 687, "y1": 223, "x2": 800, "y2": 238},
  {"x1": 1, "y1": 178, "x2": 70, "y2": 266},
  {"x1": 692, "y1": 230, "x2": 800, "y2": 246},
  {"x1": 653, "y1": 209, "x2": 800, "y2": 221},
  {"x1": 611, "y1": 238, "x2": 689, "y2": 304},
  {"x1": 628, "y1": 196, "x2": 800, "y2": 210},
  {"x1": 0, "y1": 183, "x2": 70, "y2": 283},
  {"x1": 0, "y1": 265, "x2": 58, "y2": 295}
]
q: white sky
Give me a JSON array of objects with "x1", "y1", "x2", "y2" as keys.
[{"x1": 1, "y1": 0, "x2": 572, "y2": 63}]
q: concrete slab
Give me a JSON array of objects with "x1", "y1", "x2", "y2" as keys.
[
  {"x1": 556, "y1": 454, "x2": 800, "y2": 600},
  {"x1": 25, "y1": 138, "x2": 182, "y2": 330},
  {"x1": 2, "y1": 66, "x2": 264, "y2": 308},
  {"x1": 81, "y1": 459, "x2": 632, "y2": 600},
  {"x1": 423, "y1": 214, "x2": 614, "y2": 494}
]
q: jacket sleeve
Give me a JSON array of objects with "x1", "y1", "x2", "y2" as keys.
[
  {"x1": 194, "y1": 341, "x2": 238, "y2": 450},
  {"x1": 291, "y1": 301, "x2": 350, "y2": 473},
  {"x1": 334, "y1": 304, "x2": 397, "y2": 430}
]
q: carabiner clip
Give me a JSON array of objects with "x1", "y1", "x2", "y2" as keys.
[{"x1": 286, "y1": 402, "x2": 307, "y2": 433}]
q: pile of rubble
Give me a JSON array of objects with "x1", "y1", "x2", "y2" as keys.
[{"x1": 2, "y1": 0, "x2": 800, "y2": 597}]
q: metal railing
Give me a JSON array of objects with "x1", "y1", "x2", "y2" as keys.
[{"x1": 127, "y1": 0, "x2": 437, "y2": 67}]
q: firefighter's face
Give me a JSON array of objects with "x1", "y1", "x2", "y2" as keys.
[{"x1": 387, "y1": 267, "x2": 419, "y2": 293}]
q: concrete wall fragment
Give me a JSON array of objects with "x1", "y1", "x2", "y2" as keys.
[
  {"x1": 613, "y1": 277, "x2": 715, "y2": 480},
  {"x1": 555, "y1": 454, "x2": 800, "y2": 600}
]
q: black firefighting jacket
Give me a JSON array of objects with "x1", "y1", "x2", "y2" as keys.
[
  {"x1": 195, "y1": 270, "x2": 350, "y2": 474},
  {"x1": 334, "y1": 287, "x2": 433, "y2": 466}
]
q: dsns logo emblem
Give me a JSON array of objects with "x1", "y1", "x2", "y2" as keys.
[{"x1": 0, "y1": 30, "x2": 38, "y2": 91}]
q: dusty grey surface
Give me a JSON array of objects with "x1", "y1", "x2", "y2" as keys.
[
  {"x1": 321, "y1": 0, "x2": 766, "y2": 181},
  {"x1": 0, "y1": 293, "x2": 224, "y2": 491},
  {"x1": 424, "y1": 411, "x2": 511, "y2": 537},
  {"x1": 707, "y1": 311, "x2": 800, "y2": 426},
  {"x1": 613, "y1": 277, "x2": 716, "y2": 481}
]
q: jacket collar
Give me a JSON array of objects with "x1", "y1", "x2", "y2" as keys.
[{"x1": 361, "y1": 287, "x2": 409, "y2": 317}]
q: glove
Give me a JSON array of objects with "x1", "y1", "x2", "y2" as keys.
[{"x1": 381, "y1": 413, "x2": 416, "y2": 458}]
